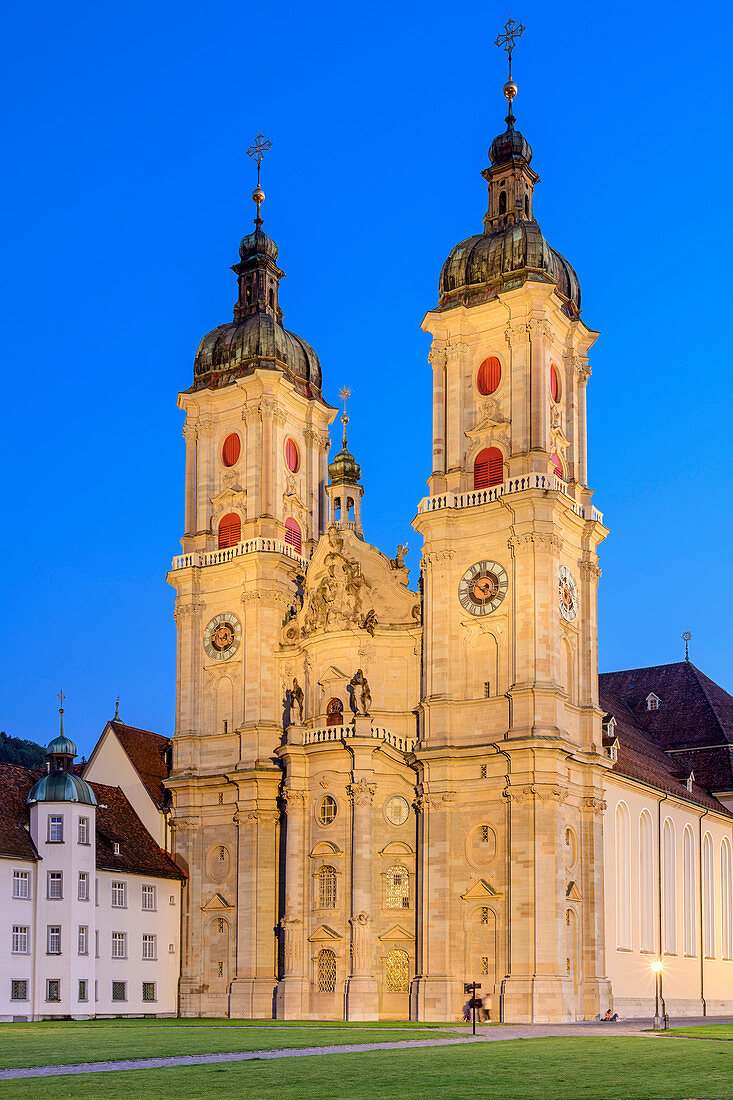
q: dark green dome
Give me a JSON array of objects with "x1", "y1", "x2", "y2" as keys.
[
  {"x1": 193, "y1": 313, "x2": 322, "y2": 395},
  {"x1": 27, "y1": 771, "x2": 97, "y2": 806},
  {"x1": 46, "y1": 734, "x2": 78, "y2": 757},
  {"x1": 489, "y1": 123, "x2": 533, "y2": 166},
  {"x1": 328, "y1": 444, "x2": 361, "y2": 486}
]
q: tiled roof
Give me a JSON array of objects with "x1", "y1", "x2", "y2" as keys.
[
  {"x1": 108, "y1": 721, "x2": 171, "y2": 807},
  {"x1": 91, "y1": 780, "x2": 184, "y2": 881},
  {"x1": 0, "y1": 763, "x2": 40, "y2": 860},
  {"x1": 0, "y1": 763, "x2": 184, "y2": 880}
]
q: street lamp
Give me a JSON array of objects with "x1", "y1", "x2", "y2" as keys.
[{"x1": 651, "y1": 959, "x2": 663, "y2": 1030}]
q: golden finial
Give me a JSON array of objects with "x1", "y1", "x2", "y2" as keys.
[
  {"x1": 338, "y1": 387, "x2": 352, "y2": 449},
  {"x1": 246, "y1": 132, "x2": 273, "y2": 227},
  {"x1": 682, "y1": 631, "x2": 692, "y2": 662},
  {"x1": 57, "y1": 688, "x2": 65, "y2": 714},
  {"x1": 114, "y1": 695, "x2": 120, "y2": 721},
  {"x1": 495, "y1": 17, "x2": 525, "y2": 109}
]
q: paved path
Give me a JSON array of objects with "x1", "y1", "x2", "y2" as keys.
[{"x1": 0, "y1": 1017, "x2": 728, "y2": 1081}]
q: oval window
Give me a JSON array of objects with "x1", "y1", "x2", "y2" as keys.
[
  {"x1": 285, "y1": 438, "x2": 300, "y2": 473},
  {"x1": 477, "y1": 357, "x2": 501, "y2": 396},
  {"x1": 222, "y1": 433, "x2": 241, "y2": 467},
  {"x1": 318, "y1": 796, "x2": 337, "y2": 826},
  {"x1": 550, "y1": 453, "x2": 564, "y2": 479},
  {"x1": 550, "y1": 364, "x2": 561, "y2": 403},
  {"x1": 385, "y1": 796, "x2": 410, "y2": 826}
]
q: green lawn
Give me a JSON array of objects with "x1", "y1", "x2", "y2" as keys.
[
  {"x1": 667, "y1": 1022, "x2": 733, "y2": 1040},
  {"x1": 1, "y1": 1036, "x2": 732, "y2": 1099},
  {"x1": 0, "y1": 1019, "x2": 456, "y2": 1070}
]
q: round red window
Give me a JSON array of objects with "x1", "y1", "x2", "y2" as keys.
[
  {"x1": 285, "y1": 438, "x2": 300, "y2": 473},
  {"x1": 222, "y1": 433, "x2": 241, "y2": 467},
  {"x1": 550, "y1": 364, "x2": 561, "y2": 403},
  {"x1": 477, "y1": 357, "x2": 501, "y2": 396}
]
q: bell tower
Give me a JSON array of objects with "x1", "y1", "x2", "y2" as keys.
[
  {"x1": 166, "y1": 137, "x2": 336, "y2": 1019},
  {"x1": 411, "y1": 24, "x2": 612, "y2": 1024}
]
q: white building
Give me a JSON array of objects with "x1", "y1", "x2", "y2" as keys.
[{"x1": 0, "y1": 710, "x2": 184, "y2": 1021}]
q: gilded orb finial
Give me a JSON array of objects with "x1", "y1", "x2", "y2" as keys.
[
  {"x1": 682, "y1": 631, "x2": 692, "y2": 662},
  {"x1": 338, "y1": 386, "x2": 352, "y2": 449},
  {"x1": 246, "y1": 132, "x2": 273, "y2": 227},
  {"x1": 495, "y1": 17, "x2": 525, "y2": 124}
]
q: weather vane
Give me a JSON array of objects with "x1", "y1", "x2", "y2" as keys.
[
  {"x1": 682, "y1": 631, "x2": 691, "y2": 662},
  {"x1": 57, "y1": 688, "x2": 65, "y2": 712},
  {"x1": 338, "y1": 386, "x2": 352, "y2": 448},
  {"x1": 114, "y1": 694, "x2": 120, "y2": 720},
  {"x1": 246, "y1": 132, "x2": 273, "y2": 227},
  {"x1": 495, "y1": 16, "x2": 525, "y2": 80}
]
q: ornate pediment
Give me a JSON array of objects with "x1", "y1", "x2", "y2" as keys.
[
  {"x1": 211, "y1": 482, "x2": 246, "y2": 513},
  {"x1": 461, "y1": 878, "x2": 503, "y2": 901},
  {"x1": 465, "y1": 397, "x2": 510, "y2": 443},
  {"x1": 378, "y1": 924, "x2": 414, "y2": 942},
  {"x1": 308, "y1": 924, "x2": 343, "y2": 943},
  {"x1": 285, "y1": 527, "x2": 420, "y2": 641},
  {"x1": 201, "y1": 892, "x2": 234, "y2": 912}
]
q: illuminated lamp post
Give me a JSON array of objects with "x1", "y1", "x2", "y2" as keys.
[{"x1": 651, "y1": 959, "x2": 663, "y2": 1030}]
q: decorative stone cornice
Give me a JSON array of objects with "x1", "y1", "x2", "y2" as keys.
[
  {"x1": 508, "y1": 532, "x2": 563, "y2": 553},
  {"x1": 174, "y1": 600, "x2": 205, "y2": 621},
  {"x1": 172, "y1": 816, "x2": 202, "y2": 830},
  {"x1": 241, "y1": 589, "x2": 291, "y2": 609},
  {"x1": 503, "y1": 784, "x2": 568, "y2": 803},
  {"x1": 304, "y1": 429, "x2": 330, "y2": 451},
  {"x1": 582, "y1": 795, "x2": 607, "y2": 815},
  {"x1": 579, "y1": 558, "x2": 602, "y2": 580},
  {"x1": 504, "y1": 323, "x2": 526, "y2": 346},
  {"x1": 347, "y1": 779, "x2": 377, "y2": 807},
  {"x1": 421, "y1": 550, "x2": 455, "y2": 570},
  {"x1": 182, "y1": 422, "x2": 198, "y2": 440},
  {"x1": 526, "y1": 319, "x2": 552, "y2": 339},
  {"x1": 281, "y1": 787, "x2": 308, "y2": 808},
  {"x1": 414, "y1": 788, "x2": 456, "y2": 814},
  {"x1": 235, "y1": 809, "x2": 281, "y2": 827}
]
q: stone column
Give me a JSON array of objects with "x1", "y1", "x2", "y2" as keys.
[
  {"x1": 183, "y1": 420, "x2": 198, "y2": 538},
  {"x1": 429, "y1": 342, "x2": 447, "y2": 493},
  {"x1": 229, "y1": 806, "x2": 281, "y2": 1018},
  {"x1": 410, "y1": 787, "x2": 456, "y2": 1021},
  {"x1": 173, "y1": 814, "x2": 204, "y2": 1015},
  {"x1": 345, "y1": 766, "x2": 378, "y2": 1021},
  {"x1": 276, "y1": 787, "x2": 310, "y2": 1018},
  {"x1": 579, "y1": 794, "x2": 612, "y2": 1019},
  {"x1": 195, "y1": 418, "x2": 215, "y2": 544},
  {"x1": 575, "y1": 362, "x2": 590, "y2": 487}
]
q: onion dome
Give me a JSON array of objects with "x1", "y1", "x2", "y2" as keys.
[
  {"x1": 189, "y1": 168, "x2": 324, "y2": 400},
  {"x1": 328, "y1": 442, "x2": 361, "y2": 486},
  {"x1": 488, "y1": 123, "x2": 533, "y2": 166},
  {"x1": 27, "y1": 706, "x2": 97, "y2": 807}
]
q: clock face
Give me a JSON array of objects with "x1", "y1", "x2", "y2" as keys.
[
  {"x1": 203, "y1": 613, "x2": 242, "y2": 661},
  {"x1": 558, "y1": 566, "x2": 579, "y2": 622},
  {"x1": 458, "y1": 560, "x2": 508, "y2": 616}
]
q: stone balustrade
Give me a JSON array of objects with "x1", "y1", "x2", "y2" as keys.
[
  {"x1": 417, "y1": 474, "x2": 604, "y2": 524},
  {"x1": 171, "y1": 537, "x2": 310, "y2": 571},
  {"x1": 284, "y1": 723, "x2": 415, "y2": 754}
]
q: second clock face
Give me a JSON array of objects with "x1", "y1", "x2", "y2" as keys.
[
  {"x1": 558, "y1": 566, "x2": 579, "y2": 621},
  {"x1": 203, "y1": 612, "x2": 242, "y2": 661},
  {"x1": 459, "y1": 560, "x2": 508, "y2": 616}
]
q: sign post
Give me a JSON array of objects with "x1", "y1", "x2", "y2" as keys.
[{"x1": 464, "y1": 981, "x2": 481, "y2": 1036}]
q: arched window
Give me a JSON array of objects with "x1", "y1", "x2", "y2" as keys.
[
  {"x1": 639, "y1": 810, "x2": 654, "y2": 952},
  {"x1": 385, "y1": 949, "x2": 409, "y2": 992},
  {"x1": 317, "y1": 865, "x2": 337, "y2": 909},
  {"x1": 284, "y1": 518, "x2": 302, "y2": 553},
  {"x1": 663, "y1": 818, "x2": 677, "y2": 953},
  {"x1": 615, "y1": 802, "x2": 631, "y2": 949},
  {"x1": 477, "y1": 356, "x2": 501, "y2": 395},
  {"x1": 683, "y1": 825, "x2": 696, "y2": 956},
  {"x1": 386, "y1": 866, "x2": 410, "y2": 910},
  {"x1": 499, "y1": 190, "x2": 507, "y2": 214},
  {"x1": 550, "y1": 453, "x2": 564, "y2": 479},
  {"x1": 222, "y1": 433, "x2": 241, "y2": 467},
  {"x1": 317, "y1": 948, "x2": 336, "y2": 993},
  {"x1": 218, "y1": 512, "x2": 241, "y2": 549},
  {"x1": 524, "y1": 194, "x2": 529, "y2": 217},
  {"x1": 326, "y1": 698, "x2": 343, "y2": 727},
  {"x1": 550, "y1": 363, "x2": 561, "y2": 403},
  {"x1": 474, "y1": 447, "x2": 504, "y2": 490},
  {"x1": 245, "y1": 285, "x2": 252, "y2": 304},
  {"x1": 703, "y1": 832, "x2": 715, "y2": 957},
  {"x1": 268, "y1": 288, "x2": 274, "y2": 308},
  {"x1": 721, "y1": 838, "x2": 732, "y2": 960},
  {"x1": 285, "y1": 438, "x2": 300, "y2": 473}
]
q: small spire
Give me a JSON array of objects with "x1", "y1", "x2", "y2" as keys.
[
  {"x1": 494, "y1": 17, "x2": 525, "y2": 127},
  {"x1": 57, "y1": 688, "x2": 65, "y2": 735},
  {"x1": 246, "y1": 132, "x2": 273, "y2": 229},
  {"x1": 338, "y1": 386, "x2": 352, "y2": 449},
  {"x1": 682, "y1": 631, "x2": 692, "y2": 662},
  {"x1": 114, "y1": 695, "x2": 120, "y2": 721}
]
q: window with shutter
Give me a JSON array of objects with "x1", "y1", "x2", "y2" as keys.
[
  {"x1": 222, "y1": 433, "x2": 241, "y2": 467},
  {"x1": 285, "y1": 438, "x2": 300, "y2": 473},
  {"x1": 218, "y1": 513, "x2": 241, "y2": 549},
  {"x1": 550, "y1": 453, "x2": 564, "y2": 479},
  {"x1": 550, "y1": 364, "x2": 561, "y2": 402},
  {"x1": 284, "y1": 518, "x2": 301, "y2": 553},
  {"x1": 477, "y1": 357, "x2": 501, "y2": 396},
  {"x1": 474, "y1": 447, "x2": 503, "y2": 490},
  {"x1": 326, "y1": 698, "x2": 343, "y2": 726}
]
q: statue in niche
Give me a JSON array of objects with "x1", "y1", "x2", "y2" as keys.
[
  {"x1": 290, "y1": 678, "x2": 304, "y2": 724},
  {"x1": 349, "y1": 669, "x2": 372, "y2": 716}
]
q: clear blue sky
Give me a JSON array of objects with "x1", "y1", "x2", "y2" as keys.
[{"x1": 2, "y1": 0, "x2": 731, "y2": 758}]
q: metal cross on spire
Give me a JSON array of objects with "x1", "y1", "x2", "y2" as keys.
[
  {"x1": 495, "y1": 16, "x2": 525, "y2": 81},
  {"x1": 57, "y1": 688, "x2": 65, "y2": 712},
  {"x1": 338, "y1": 386, "x2": 352, "y2": 448},
  {"x1": 682, "y1": 631, "x2": 692, "y2": 662},
  {"x1": 246, "y1": 132, "x2": 273, "y2": 227}
]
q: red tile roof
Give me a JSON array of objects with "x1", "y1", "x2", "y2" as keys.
[
  {"x1": 108, "y1": 721, "x2": 171, "y2": 808},
  {"x1": 0, "y1": 763, "x2": 40, "y2": 860}
]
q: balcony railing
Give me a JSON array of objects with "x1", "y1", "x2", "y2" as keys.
[
  {"x1": 285, "y1": 724, "x2": 415, "y2": 753},
  {"x1": 417, "y1": 474, "x2": 603, "y2": 524},
  {"x1": 171, "y1": 537, "x2": 310, "y2": 571}
]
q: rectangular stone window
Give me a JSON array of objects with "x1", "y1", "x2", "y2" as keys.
[
  {"x1": 484, "y1": 682, "x2": 491, "y2": 698},
  {"x1": 47, "y1": 871, "x2": 63, "y2": 899},
  {"x1": 111, "y1": 981, "x2": 126, "y2": 1002},
  {"x1": 142, "y1": 885, "x2": 156, "y2": 911},
  {"x1": 78, "y1": 979, "x2": 88, "y2": 1002},
  {"x1": 142, "y1": 934, "x2": 157, "y2": 960},
  {"x1": 111, "y1": 881, "x2": 127, "y2": 908},
  {"x1": 142, "y1": 981, "x2": 157, "y2": 1003},
  {"x1": 12, "y1": 926, "x2": 29, "y2": 954},
  {"x1": 481, "y1": 907, "x2": 489, "y2": 925},
  {"x1": 111, "y1": 932, "x2": 127, "y2": 959},
  {"x1": 78, "y1": 926, "x2": 88, "y2": 955},
  {"x1": 46, "y1": 979, "x2": 61, "y2": 1002},
  {"x1": 47, "y1": 926, "x2": 61, "y2": 954},
  {"x1": 47, "y1": 816, "x2": 64, "y2": 843},
  {"x1": 481, "y1": 956, "x2": 489, "y2": 975},
  {"x1": 78, "y1": 817, "x2": 90, "y2": 845},
  {"x1": 480, "y1": 764, "x2": 487, "y2": 779},
  {"x1": 11, "y1": 980, "x2": 28, "y2": 1001},
  {"x1": 481, "y1": 826, "x2": 490, "y2": 845},
  {"x1": 78, "y1": 872, "x2": 89, "y2": 901},
  {"x1": 12, "y1": 871, "x2": 30, "y2": 899}
]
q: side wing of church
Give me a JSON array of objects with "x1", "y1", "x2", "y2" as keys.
[{"x1": 164, "y1": 66, "x2": 733, "y2": 1023}]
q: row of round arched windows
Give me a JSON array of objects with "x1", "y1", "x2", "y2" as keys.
[
  {"x1": 217, "y1": 513, "x2": 302, "y2": 552},
  {"x1": 475, "y1": 357, "x2": 562, "y2": 403},
  {"x1": 220, "y1": 433, "x2": 300, "y2": 473}
]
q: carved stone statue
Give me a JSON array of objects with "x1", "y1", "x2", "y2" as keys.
[
  {"x1": 290, "y1": 678, "x2": 304, "y2": 724},
  {"x1": 361, "y1": 608, "x2": 378, "y2": 635},
  {"x1": 393, "y1": 544, "x2": 409, "y2": 569},
  {"x1": 349, "y1": 668, "x2": 372, "y2": 716}
]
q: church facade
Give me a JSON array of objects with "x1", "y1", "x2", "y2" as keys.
[{"x1": 165, "y1": 74, "x2": 733, "y2": 1023}]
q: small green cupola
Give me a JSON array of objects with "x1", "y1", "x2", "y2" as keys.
[
  {"x1": 27, "y1": 701, "x2": 97, "y2": 807},
  {"x1": 326, "y1": 389, "x2": 364, "y2": 537}
]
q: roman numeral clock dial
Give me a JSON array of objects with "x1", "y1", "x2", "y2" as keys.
[
  {"x1": 458, "y1": 560, "x2": 508, "y2": 616},
  {"x1": 203, "y1": 612, "x2": 242, "y2": 660}
]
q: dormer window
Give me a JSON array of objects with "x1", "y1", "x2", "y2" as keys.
[
  {"x1": 686, "y1": 772, "x2": 694, "y2": 792},
  {"x1": 646, "y1": 693, "x2": 661, "y2": 712},
  {"x1": 113, "y1": 841, "x2": 121, "y2": 855}
]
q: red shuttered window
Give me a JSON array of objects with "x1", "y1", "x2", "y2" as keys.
[
  {"x1": 474, "y1": 447, "x2": 504, "y2": 490},
  {"x1": 285, "y1": 518, "x2": 302, "y2": 554},
  {"x1": 550, "y1": 453, "x2": 564, "y2": 479},
  {"x1": 477, "y1": 357, "x2": 501, "y2": 396},
  {"x1": 218, "y1": 512, "x2": 241, "y2": 549},
  {"x1": 550, "y1": 364, "x2": 561, "y2": 403},
  {"x1": 285, "y1": 438, "x2": 300, "y2": 473},
  {"x1": 222, "y1": 433, "x2": 241, "y2": 467}
]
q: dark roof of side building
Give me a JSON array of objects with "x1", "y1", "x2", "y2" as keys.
[
  {"x1": 0, "y1": 763, "x2": 184, "y2": 879},
  {"x1": 106, "y1": 721, "x2": 171, "y2": 808}
]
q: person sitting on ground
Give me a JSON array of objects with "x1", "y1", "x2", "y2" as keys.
[{"x1": 602, "y1": 1009, "x2": 624, "y2": 1022}]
